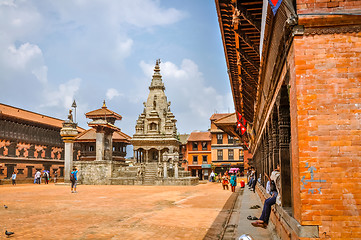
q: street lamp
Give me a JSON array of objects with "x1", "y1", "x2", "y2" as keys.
[{"x1": 71, "y1": 100, "x2": 77, "y2": 123}]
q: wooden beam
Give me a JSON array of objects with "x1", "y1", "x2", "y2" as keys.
[
  {"x1": 237, "y1": 47, "x2": 260, "y2": 70},
  {"x1": 237, "y1": 3, "x2": 261, "y2": 32},
  {"x1": 236, "y1": 30, "x2": 259, "y2": 56}
]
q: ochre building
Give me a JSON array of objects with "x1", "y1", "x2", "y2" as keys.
[
  {"x1": 210, "y1": 113, "x2": 251, "y2": 174},
  {"x1": 186, "y1": 131, "x2": 212, "y2": 180},
  {"x1": 216, "y1": 0, "x2": 361, "y2": 239}
]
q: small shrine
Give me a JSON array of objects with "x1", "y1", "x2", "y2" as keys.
[{"x1": 73, "y1": 101, "x2": 131, "y2": 185}]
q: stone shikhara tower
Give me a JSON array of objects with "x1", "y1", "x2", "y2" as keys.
[{"x1": 132, "y1": 59, "x2": 180, "y2": 164}]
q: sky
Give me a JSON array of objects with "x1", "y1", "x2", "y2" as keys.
[{"x1": 0, "y1": 0, "x2": 235, "y2": 137}]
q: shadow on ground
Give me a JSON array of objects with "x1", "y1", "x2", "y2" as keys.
[{"x1": 203, "y1": 188, "x2": 242, "y2": 240}]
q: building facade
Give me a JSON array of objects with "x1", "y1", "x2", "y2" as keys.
[
  {"x1": 186, "y1": 131, "x2": 212, "y2": 180},
  {"x1": 216, "y1": 0, "x2": 361, "y2": 238},
  {"x1": 210, "y1": 113, "x2": 250, "y2": 174},
  {"x1": 0, "y1": 103, "x2": 83, "y2": 183}
]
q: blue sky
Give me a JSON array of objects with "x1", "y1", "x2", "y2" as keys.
[{"x1": 0, "y1": 0, "x2": 234, "y2": 136}]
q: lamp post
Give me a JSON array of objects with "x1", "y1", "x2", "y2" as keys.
[{"x1": 71, "y1": 100, "x2": 77, "y2": 123}]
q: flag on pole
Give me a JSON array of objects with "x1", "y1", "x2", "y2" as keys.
[{"x1": 268, "y1": 0, "x2": 283, "y2": 15}]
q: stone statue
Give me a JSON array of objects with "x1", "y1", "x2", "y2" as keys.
[
  {"x1": 157, "y1": 163, "x2": 163, "y2": 178},
  {"x1": 67, "y1": 109, "x2": 73, "y2": 122},
  {"x1": 137, "y1": 163, "x2": 144, "y2": 178}
]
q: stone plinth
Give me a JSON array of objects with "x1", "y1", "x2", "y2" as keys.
[
  {"x1": 60, "y1": 120, "x2": 78, "y2": 183},
  {"x1": 75, "y1": 160, "x2": 127, "y2": 185}
]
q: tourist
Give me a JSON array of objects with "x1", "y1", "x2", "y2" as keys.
[
  {"x1": 35, "y1": 170, "x2": 41, "y2": 184},
  {"x1": 54, "y1": 171, "x2": 58, "y2": 183},
  {"x1": 11, "y1": 172, "x2": 16, "y2": 185},
  {"x1": 43, "y1": 171, "x2": 49, "y2": 184},
  {"x1": 222, "y1": 172, "x2": 229, "y2": 190},
  {"x1": 210, "y1": 171, "x2": 215, "y2": 182},
  {"x1": 251, "y1": 164, "x2": 280, "y2": 228},
  {"x1": 230, "y1": 173, "x2": 237, "y2": 192},
  {"x1": 70, "y1": 167, "x2": 78, "y2": 193}
]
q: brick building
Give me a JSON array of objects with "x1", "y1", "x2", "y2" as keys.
[
  {"x1": 186, "y1": 131, "x2": 212, "y2": 180},
  {"x1": 0, "y1": 103, "x2": 83, "y2": 184},
  {"x1": 216, "y1": 0, "x2": 361, "y2": 239}
]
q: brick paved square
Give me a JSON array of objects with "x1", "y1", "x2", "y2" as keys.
[{"x1": 0, "y1": 182, "x2": 232, "y2": 240}]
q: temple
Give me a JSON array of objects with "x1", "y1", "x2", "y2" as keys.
[
  {"x1": 73, "y1": 102, "x2": 131, "y2": 185},
  {"x1": 128, "y1": 60, "x2": 198, "y2": 185}
]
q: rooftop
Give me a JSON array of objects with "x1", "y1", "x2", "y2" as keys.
[{"x1": 187, "y1": 131, "x2": 211, "y2": 142}]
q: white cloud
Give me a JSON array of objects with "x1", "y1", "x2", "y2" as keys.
[
  {"x1": 42, "y1": 78, "x2": 82, "y2": 109},
  {"x1": 139, "y1": 59, "x2": 234, "y2": 132},
  {"x1": 106, "y1": 88, "x2": 122, "y2": 100}
]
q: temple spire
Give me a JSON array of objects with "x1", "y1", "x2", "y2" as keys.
[{"x1": 150, "y1": 59, "x2": 165, "y2": 90}]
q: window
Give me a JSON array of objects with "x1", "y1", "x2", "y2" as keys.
[
  {"x1": 239, "y1": 150, "x2": 244, "y2": 161},
  {"x1": 217, "y1": 150, "x2": 223, "y2": 160},
  {"x1": 193, "y1": 156, "x2": 198, "y2": 164},
  {"x1": 202, "y1": 142, "x2": 207, "y2": 150},
  {"x1": 228, "y1": 149, "x2": 234, "y2": 160},
  {"x1": 59, "y1": 167, "x2": 64, "y2": 177},
  {"x1": 17, "y1": 169, "x2": 24, "y2": 175},
  {"x1": 26, "y1": 166, "x2": 33, "y2": 178},
  {"x1": 228, "y1": 135, "x2": 234, "y2": 144},
  {"x1": 0, "y1": 169, "x2": 4, "y2": 175},
  {"x1": 89, "y1": 146, "x2": 94, "y2": 151},
  {"x1": 150, "y1": 122, "x2": 157, "y2": 130},
  {"x1": 192, "y1": 142, "x2": 198, "y2": 151},
  {"x1": 217, "y1": 134, "x2": 223, "y2": 144},
  {"x1": 202, "y1": 155, "x2": 208, "y2": 163}
]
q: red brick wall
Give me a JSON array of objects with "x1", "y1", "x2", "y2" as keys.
[
  {"x1": 297, "y1": 0, "x2": 361, "y2": 14},
  {"x1": 292, "y1": 31, "x2": 361, "y2": 239}
]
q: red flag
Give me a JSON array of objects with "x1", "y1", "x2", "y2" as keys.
[
  {"x1": 237, "y1": 112, "x2": 242, "y2": 122},
  {"x1": 240, "y1": 125, "x2": 246, "y2": 135},
  {"x1": 237, "y1": 120, "x2": 242, "y2": 129},
  {"x1": 242, "y1": 117, "x2": 247, "y2": 127}
]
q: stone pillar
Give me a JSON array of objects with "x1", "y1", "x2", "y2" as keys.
[
  {"x1": 104, "y1": 130, "x2": 113, "y2": 161},
  {"x1": 96, "y1": 131, "x2": 105, "y2": 161},
  {"x1": 145, "y1": 150, "x2": 148, "y2": 164},
  {"x1": 158, "y1": 150, "x2": 161, "y2": 163},
  {"x1": 60, "y1": 120, "x2": 78, "y2": 183},
  {"x1": 133, "y1": 150, "x2": 137, "y2": 163},
  {"x1": 163, "y1": 161, "x2": 167, "y2": 178}
]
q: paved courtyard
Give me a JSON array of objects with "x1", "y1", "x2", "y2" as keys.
[{"x1": 0, "y1": 182, "x2": 234, "y2": 240}]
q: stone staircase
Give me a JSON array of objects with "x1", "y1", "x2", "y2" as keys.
[{"x1": 143, "y1": 162, "x2": 158, "y2": 185}]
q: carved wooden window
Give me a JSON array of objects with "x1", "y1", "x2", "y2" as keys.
[
  {"x1": 202, "y1": 155, "x2": 208, "y2": 163},
  {"x1": 228, "y1": 149, "x2": 234, "y2": 160},
  {"x1": 202, "y1": 142, "x2": 207, "y2": 150},
  {"x1": 89, "y1": 146, "x2": 94, "y2": 151},
  {"x1": 192, "y1": 155, "x2": 198, "y2": 164},
  {"x1": 192, "y1": 142, "x2": 198, "y2": 150},
  {"x1": 239, "y1": 149, "x2": 244, "y2": 161},
  {"x1": 217, "y1": 134, "x2": 223, "y2": 144},
  {"x1": 228, "y1": 135, "x2": 234, "y2": 144},
  {"x1": 217, "y1": 150, "x2": 223, "y2": 160},
  {"x1": 17, "y1": 169, "x2": 24, "y2": 175}
]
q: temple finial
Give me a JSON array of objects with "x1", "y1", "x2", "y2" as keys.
[{"x1": 102, "y1": 100, "x2": 107, "y2": 108}]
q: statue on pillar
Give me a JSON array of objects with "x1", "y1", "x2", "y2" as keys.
[{"x1": 67, "y1": 109, "x2": 74, "y2": 122}]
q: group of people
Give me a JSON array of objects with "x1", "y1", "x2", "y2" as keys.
[
  {"x1": 33, "y1": 170, "x2": 57, "y2": 184},
  {"x1": 210, "y1": 171, "x2": 239, "y2": 192}
]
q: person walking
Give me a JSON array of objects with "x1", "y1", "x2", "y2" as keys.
[
  {"x1": 70, "y1": 167, "x2": 78, "y2": 193},
  {"x1": 222, "y1": 172, "x2": 229, "y2": 190},
  {"x1": 54, "y1": 171, "x2": 58, "y2": 183},
  {"x1": 230, "y1": 173, "x2": 237, "y2": 192},
  {"x1": 210, "y1": 171, "x2": 215, "y2": 182},
  {"x1": 35, "y1": 170, "x2": 41, "y2": 184},
  {"x1": 11, "y1": 172, "x2": 16, "y2": 185}
]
